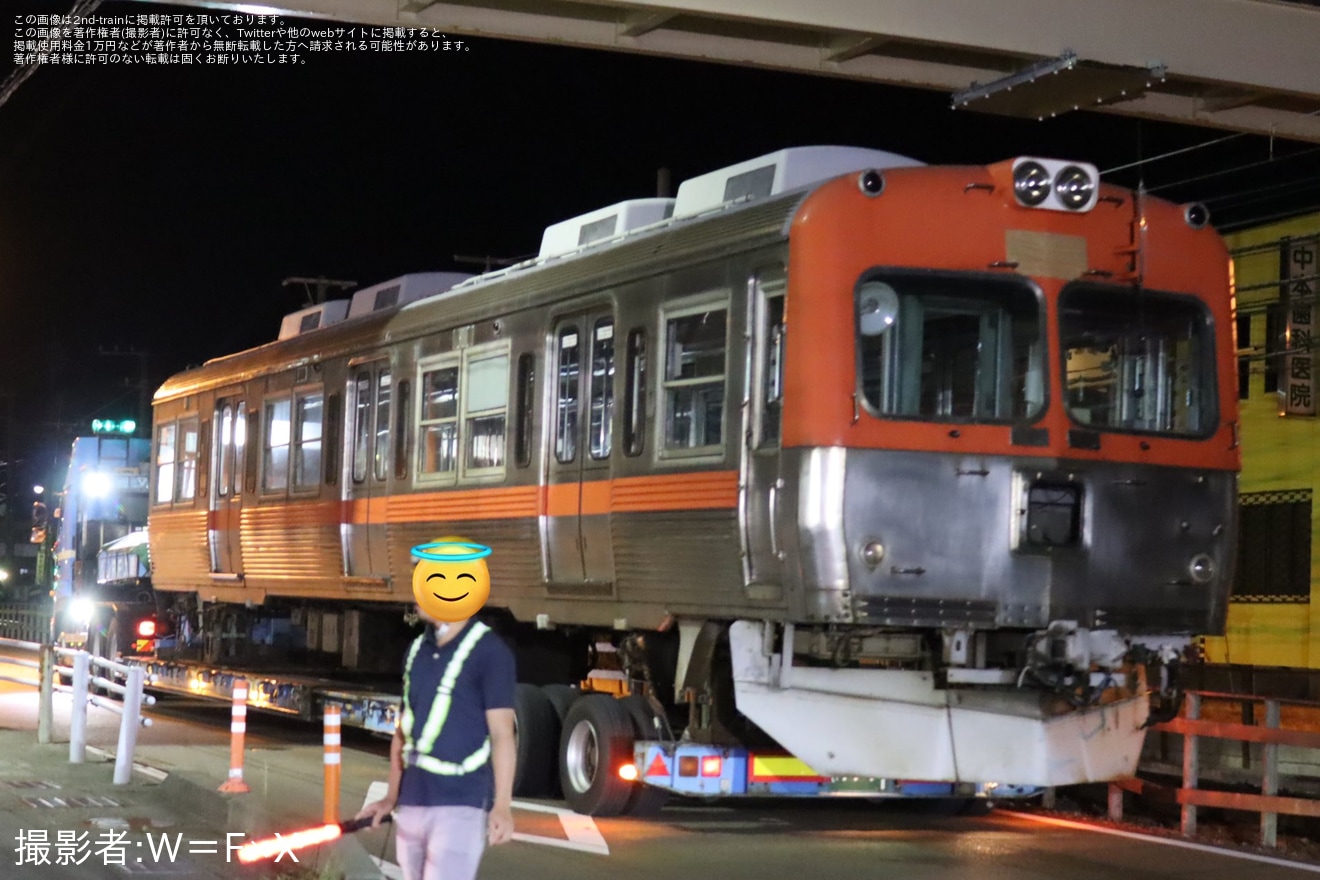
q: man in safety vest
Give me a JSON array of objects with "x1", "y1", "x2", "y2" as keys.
[{"x1": 356, "y1": 538, "x2": 517, "y2": 880}]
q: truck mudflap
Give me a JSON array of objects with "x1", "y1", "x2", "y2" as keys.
[{"x1": 630, "y1": 741, "x2": 1040, "y2": 800}]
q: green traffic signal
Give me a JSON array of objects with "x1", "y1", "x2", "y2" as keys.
[{"x1": 91, "y1": 419, "x2": 137, "y2": 435}]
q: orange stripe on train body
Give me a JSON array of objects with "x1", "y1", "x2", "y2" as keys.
[
  {"x1": 152, "y1": 470, "x2": 740, "y2": 536},
  {"x1": 781, "y1": 165, "x2": 1239, "y2": 473}
]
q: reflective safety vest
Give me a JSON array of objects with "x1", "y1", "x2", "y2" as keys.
[{"x1": 401, "y1": 621, "x2": 492, "y2": 776}]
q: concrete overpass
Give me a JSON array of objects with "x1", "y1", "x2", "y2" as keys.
[{"x1": 125, "y1": 0, "x2": 1320, "y2": 143}]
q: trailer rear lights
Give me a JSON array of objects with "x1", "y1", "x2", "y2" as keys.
[
  {"x1": 137, "y1": 620, "x2": 156, "y2": 638},
  {"x1": 700, "y1": 756, "x2": 722, "y2": 777},
  {"x1": 678, "y1": 756, "x2": 699, "y2": 777},
  {"x1": 617, "y1": 762, "x2": 639, "y2": 782}
]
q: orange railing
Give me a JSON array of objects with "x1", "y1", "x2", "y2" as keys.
[{"x1": 1111, "y1": 691, "x2": 1320, "y2": 848}]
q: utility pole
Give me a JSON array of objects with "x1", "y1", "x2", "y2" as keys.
[{"x1": 282, "y1": 276, "x2": 357, "y2": 307}]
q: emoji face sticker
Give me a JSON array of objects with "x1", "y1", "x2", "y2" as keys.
[{"x1": 410, "y1": 537, "x2": 492, "y2": 623}]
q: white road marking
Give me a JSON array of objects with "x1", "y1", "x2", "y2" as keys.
[
  {"x1": 362, "y1": 786, "x2": 611, "y2": 860},
  {"x1": 1004, "y1": 811, "x2": 1320, "y2": 873},
  {"x1": 370, "y1": 855, "x2": 405, "y2": 879},
  {"x1": 364, "y1": 781, "x2": 389, "y2": 808},
  {"x1": 84, "y1": 746, "x2": 169, "y2": 782},
  {"x1": 510, "y1": 800, "x2": 609, "y2": 855}
]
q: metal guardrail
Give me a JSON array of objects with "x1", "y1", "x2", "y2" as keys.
[
  {"x1": 0, "y1": 636, "x2": 154, "y2": 785},
  {"x1": 0, "y1": 603, "x2": 52, "y2": 644},
  {"x1": 61, "y1": 650, "x2": 154, "y2": 784}
]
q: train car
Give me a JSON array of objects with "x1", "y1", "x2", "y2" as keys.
[{"x1": 146, "y1": 146, "x2": 1239, "y2": 814}]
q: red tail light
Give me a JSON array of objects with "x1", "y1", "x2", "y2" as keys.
[
  {"x1": 136, "y1": 620, "x2": 156, "y2": 638},
  {"x1": 700, "y1": 756, "x2": 722, "y2": 777}
]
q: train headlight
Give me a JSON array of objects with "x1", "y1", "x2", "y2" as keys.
[
  {"x1": 1007, "y1": 157, "x2": 1100, "y2": 212},
  {"x1": 1054, "y1": 165, "x2": 1094, "y2": 211},
  {"x1": 1188, "y1": 554, "x2": 1215, "y2": 584},
  {"x1": 1012, "y1": 161, "x2": 1051, "y2": 206}
]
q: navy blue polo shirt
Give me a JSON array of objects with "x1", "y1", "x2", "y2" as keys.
[{"x1": 396, "y1": 622, "x2": 517, "y2": 810}]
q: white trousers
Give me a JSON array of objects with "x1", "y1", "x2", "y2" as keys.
[{"x1": 394, "y1": 805, "x2": 488, "y2": 880}]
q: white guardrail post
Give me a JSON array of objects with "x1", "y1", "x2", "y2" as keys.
[
  {"x1": 69, "y1": 652, "x2": 91, "y2": 764},
  {"x1": 37, "y1": 643, "x2": 54, "y2": 745},
  {"x1": 113, "y1": 665, "x2": 145, "y2": 785}
]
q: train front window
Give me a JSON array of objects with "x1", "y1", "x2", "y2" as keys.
[
  {"x1": 1060, "y1": 285, "x2": 1216, "y2": 437},
  {"x1": 856, "y1": 273, "x2": 1044, "y2": 423}
]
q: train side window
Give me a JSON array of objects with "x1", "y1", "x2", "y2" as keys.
[
  {"x1": 395, "y1": 379, "x2": 411, "y2": 480},
  {"x1": 292, "y1": 391, "x2": 324, "y2": 491},
  {"x1": 373, "y1": 370, "x2": 392, "y2": 482},
  {"x1": 463, "y1": 347, "x2": 509, "y2": 475},
  {"x1": 262, "y1": 397, "x2": 292, "y2": 493},
  {"x1": 624, "y1": 329, "x2": 646, "y2": 456},
  {"x1": 155, "y1": 422, "x2": 176, "y2": 504},
  {"x1": 177, "y1": 418, "x2": 199, "y2": 501},
  {"x1": 351, "y1": 372, "x2": 371, "y2": 484},
  {"x1": 661, "y1": 299, "x2": 728, "y2": 455},
  {"x1": 589, "y1": 319, "x2": 615, "y2": 459},
  {"x1": 418, "y1": 360, "x2": 460, "y2": 479},
  {"x1": 556, "y1": 326, "x2": 580, "y2": 463},
  {"x1": 515, "y1": 353, "x2": 535, "y2": 468}
]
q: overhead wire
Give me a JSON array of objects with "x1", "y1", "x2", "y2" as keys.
[{"x1": 1145, "y1": 145, "x2": 1320, "y2": 194}]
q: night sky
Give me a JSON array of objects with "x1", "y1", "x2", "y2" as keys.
[{"x1": 3, "y1": 0, "x2": 1318, "y2": 491}]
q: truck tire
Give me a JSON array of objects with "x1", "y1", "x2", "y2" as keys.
[
  {"x1": 512, "y1": 684, "x2": 559, "y2": 799},
  {"x1": 91, "y1": 618, "x2": 122, "y2": 697},
  {"x1": 559, "y1": 694, "x2": 635, "y2": 817},
  {"x1": 618, "y1": 695, "x2": 670, "y2": 816},
  {"x1": 542, "y1": 684, "x2": 579, "y2": 723}
]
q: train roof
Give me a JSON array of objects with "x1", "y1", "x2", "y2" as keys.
[{"x1": 154, "y1": 146, "x2": 923, "y2": 404}]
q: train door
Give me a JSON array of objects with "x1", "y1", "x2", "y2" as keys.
[
  {"x1": 344, "y1": 361, "x2": 391, "y2": 580},
  {"x1": 545, "y1": 310, "x2": 617, "y2": 589},
  {"x1": 742, "y1": 270, "x2": 787, "y2": 595},
  {"x1": 210, "y1": 395, "x2": 246, "y2": 576}
]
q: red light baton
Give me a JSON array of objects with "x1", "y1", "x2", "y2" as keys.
[{"x1": 235, "y1": 814, "x2": 391, "y2": 864}]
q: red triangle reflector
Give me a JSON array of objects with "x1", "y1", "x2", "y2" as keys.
[{"x1": 644, "y1": 752, "x2": 670, "y2": 777}]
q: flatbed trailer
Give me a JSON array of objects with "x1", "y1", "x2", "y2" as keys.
[
  {"x1": 126, "y1": 655, "x2": 402, "y2": 736},
  {"x1": 125, "y1": 654, "x2": 1039, "y2": 810}
]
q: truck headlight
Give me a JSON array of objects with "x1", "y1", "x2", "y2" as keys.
[{"x1": 69, "y1": 598, "x2": 94, "y2": 626}]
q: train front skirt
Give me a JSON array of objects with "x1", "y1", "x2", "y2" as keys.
[{"x1": 728, "y1": 620, "x2": 1149, "y2": 787}]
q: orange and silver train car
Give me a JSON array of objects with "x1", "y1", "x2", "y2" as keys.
[{"x1": 148, "y1": 146, "x2": 1239, "y2": 796}]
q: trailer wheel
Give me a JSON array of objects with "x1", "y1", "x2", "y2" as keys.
[
  {"x1": 512, "y1": 684, "x2": 560, "y2": 798},
  {"x1": 618, "y1": 695, "x2": 670, "y2": 816},
  {"x1": 542, "y1": 684, "x2": 579, "y2": 723},
  {"x1": 559, "y1": 695, "x2": 635, "y2": 817},
  {"x1": 91, "y1": 618, "x2": 121, "y2": 696}
]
